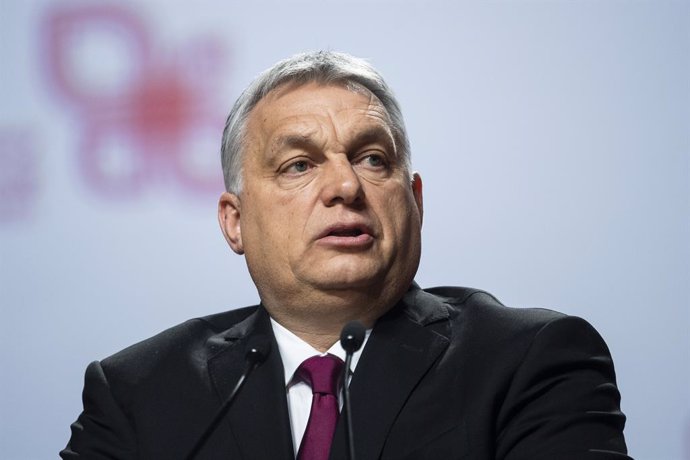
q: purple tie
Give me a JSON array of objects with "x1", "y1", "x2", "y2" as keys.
[{"x1": 296, "y1": 354, "x2": 344, "y2": 460}]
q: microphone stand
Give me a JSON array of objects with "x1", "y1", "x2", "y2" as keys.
[
  {"x1": 184, "y1": 337, "x2": 269, "y2": 460},
  {"x1": 340, "y1": 321, "x2": 365, "y2": 460},
  {"x1": 342, "y1": 352, "x2": 356, "y2": 460}
]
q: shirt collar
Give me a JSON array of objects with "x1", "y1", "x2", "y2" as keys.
[{"x1": 270, "y1": 317, "x2": 371, "y2": 387}]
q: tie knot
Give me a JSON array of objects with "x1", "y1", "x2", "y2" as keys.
[{"x1": 296, "y1": 354, "x2": 344, "y2": 395}]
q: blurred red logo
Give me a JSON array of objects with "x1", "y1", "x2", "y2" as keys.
[{"x1": 43, "y1": 4, "x2": 228, "y2": 198}]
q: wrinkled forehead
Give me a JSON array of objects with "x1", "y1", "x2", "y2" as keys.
[
  {"x1": 255, "y1": 79, "x2": 391, "y2": 123},
  {"x1": 260, "y1": 83, "x2": 394, "y2": 158}
]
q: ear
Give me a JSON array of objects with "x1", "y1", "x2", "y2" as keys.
[
  {"x1": 411, "y1": 172, "x2": 424, "y2": 226},
  {"x1": 218, "y1": 192, "x2": 244, "y2": 254}
]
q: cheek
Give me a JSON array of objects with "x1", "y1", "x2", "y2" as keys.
[
  {"x1": 380, "y1": 185, "x2": 418, "y2": 229},
  {"x1": 244, "y1": 192, "x2": 309, "y2": 250}
]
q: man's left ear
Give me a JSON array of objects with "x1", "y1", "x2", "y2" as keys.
[{"x1": 411, "y1": 172, "x2": 424, "y2": 225}]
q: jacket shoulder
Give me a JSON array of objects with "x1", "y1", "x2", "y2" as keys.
[
  {"x1": 423, "y1": 285, "x2": 566, "y2": 327},
  {"x1": 100, "y1": 305, "x2": 260, "y2": 383},
  {"x1": 420, "y1": 286, "x2": 628, "y2": 458}
]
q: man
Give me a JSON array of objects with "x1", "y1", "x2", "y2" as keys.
[{"x1": 62, "y1": 51, "x2": 630, "y2": 459}]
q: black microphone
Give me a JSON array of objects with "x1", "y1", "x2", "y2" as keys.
[
  {"x1": 185, "y1": 335, "x2": 271, "y2": 460},
  {"x1": 339, "y1": 321, "x2": 366, "y2": 460}
]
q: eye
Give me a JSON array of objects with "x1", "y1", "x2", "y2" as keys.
[
  {"x1": 281, "y1": 159, "x2": 313, "y2": 176},
  {"x1": 357, "y1": 153, "x2": 388, "y2": 170},
  {"x1": 290, "y1": 161, "x2": 309, "y2": 172}
]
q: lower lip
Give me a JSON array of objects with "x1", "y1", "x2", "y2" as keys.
[{"x1": 317, "y1": 233, "x2": 374, "y2": 248}]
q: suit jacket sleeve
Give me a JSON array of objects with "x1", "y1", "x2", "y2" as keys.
[
  {"x1": 60, "y1": 360, "x2": 137, "y2": 459},
  {"x1": 495, "y1": 315, "x2": 630, "y2": 460}
]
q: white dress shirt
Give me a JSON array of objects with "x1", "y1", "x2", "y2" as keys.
[{"x1": 270, "y1": 318, "x2": 371, "y2": 456}]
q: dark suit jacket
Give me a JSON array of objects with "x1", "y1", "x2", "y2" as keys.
[{"x1": 61, "y1": 285, "x2": 630, "y2": 459}]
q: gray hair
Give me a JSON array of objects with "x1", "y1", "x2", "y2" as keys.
[{"x1": 220, "y1": 50, "x2": 411, "y2": 194}]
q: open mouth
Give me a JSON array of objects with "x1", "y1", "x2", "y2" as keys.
[
  {"x1": 329, "y1": 228, "x2": 364, "y2": 237},
  {"x1": 318, "y1": 224, "x2": 373, "y2": 246}
]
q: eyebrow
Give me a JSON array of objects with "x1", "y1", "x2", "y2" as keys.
[
  {"x1": 348, "y1": 125, "x2": 396, "y2": 155},
  {"x1": 271, "y1": 125, "x2": 396, "y2": 157},
  {"x1": 270, "y1": 133, "x2": 320, "y2": 156}
]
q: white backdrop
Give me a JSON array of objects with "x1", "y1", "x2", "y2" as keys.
[{"x1": 1, "y1": 1, "x2": 688, "y2": 459}]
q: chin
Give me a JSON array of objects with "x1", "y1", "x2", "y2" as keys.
[
  {"x1": 311, "y1": 276, "x2": 377, "y2": 291},
  {"x1": 302, "y1": 268, "x2": 384, "y2": 292}
]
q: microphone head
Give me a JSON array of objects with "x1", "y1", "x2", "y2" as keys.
[
  {"x1": 340, "y1": 321, "x2": 366, "y2": 354},
  {"x1": 245, "y1": 334, "x2": 271, "y2": 365}
]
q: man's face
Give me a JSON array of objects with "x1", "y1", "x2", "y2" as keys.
[{"x1": 219, "y1": 82, "x2": 423, "y2": 318}]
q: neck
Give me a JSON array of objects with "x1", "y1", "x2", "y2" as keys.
[
  {"x1": 261, "y1": 287, "x2": 403, "y2": 352},
  {"x1": 268, "y1": 306, "x2": 377, "y2": 352},
  {"x1": 260, "y1": 283, "x2": 409, "y2": 352},
  {"x1": 289, "y1": 329, "x2": 340, "y2": 353}
]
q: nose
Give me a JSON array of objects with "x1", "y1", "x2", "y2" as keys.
[{"x1": 319, "y1": 158, "x2": 364, "y2": 206}]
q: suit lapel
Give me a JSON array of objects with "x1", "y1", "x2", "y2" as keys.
[
  {"x1": 330, "y1": 287, "x2": 451, "y2": 460},
  {"x1": 207, "y1": 306, "x2": 294, "y2": 460}
]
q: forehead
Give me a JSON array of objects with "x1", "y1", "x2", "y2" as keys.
[{"x1": 246, "y1": 82, "x2": 392, "y2": 141}]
